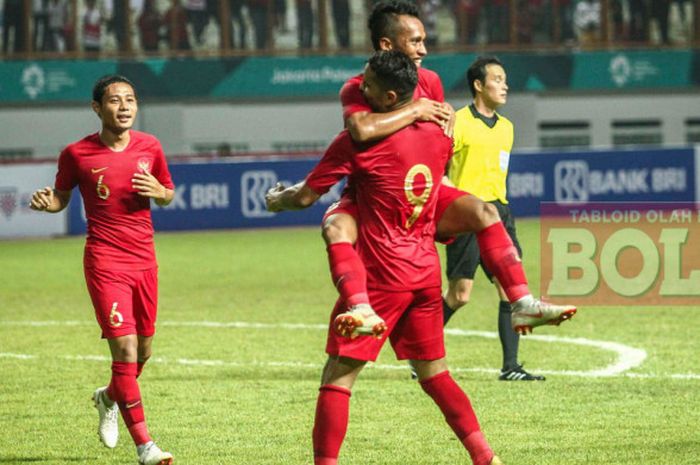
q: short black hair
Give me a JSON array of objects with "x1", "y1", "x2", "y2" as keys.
[
  {"x1": 467, "y1": 56, "x2": 504, "y2": 97},
  {"x1": 367, "y1": 50, "x2": 418, "y2": 103},
  {"x1": 368, "y1": 0, "x2": 421, "y2": 50},
  {"x1": 92, "y1": 74, "x2": 137, "y2": 103}
]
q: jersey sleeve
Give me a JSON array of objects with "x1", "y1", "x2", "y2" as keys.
[
  {"x1": 305, "y1": 132, "x2": 354, "y2": 195},
  {"x1": 54, "y1": 147, "x2": 78, "y2": 192},
  {"x1": 340, "y1": 78, "x2": 372, "y2": 122},
  {"x1": 425, "y1": 69, "x2": 445, "y2": 102},
  {"x1": 150, "y1": 139, "x2": 175, "y2": 190}
]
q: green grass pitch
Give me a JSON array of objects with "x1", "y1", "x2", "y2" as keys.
[{"x1": 1, "y1": 220, "x2": 699, "y2": 464}]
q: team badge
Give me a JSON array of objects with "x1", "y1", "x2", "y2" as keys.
[{"x1": 137, "y1": 158, "x2": 151, "y2": 173}]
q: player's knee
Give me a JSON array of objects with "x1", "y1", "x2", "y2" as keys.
[
  {"x1": 322, "y1": 214, "x2": 358, "y2": 245},
  {"x1": 476, "y1": 201, "x2": 500, "y2": 229},
  {"x1": 446, "y1": 288, "x2": 470, "y2": 308},
  {"x1": 111, "y1": 345, "x2": 138, "y2": 362}
]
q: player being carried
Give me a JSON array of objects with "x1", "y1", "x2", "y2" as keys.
[
  {"x1": 321, "y1": 0, "x2": 576, "y2": 339},
  {"x1": 267, "y1": 49, "x2": 504, "y2": 465},
  {"x1": 30, "y1": 75, "x2": 174, "y2": 465}
]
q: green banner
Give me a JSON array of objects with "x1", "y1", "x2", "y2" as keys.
[
  {"x1": 0, "y1": 50, "x2": 696, "y2": 104},
  {"x1": 571, "y1": 50, "x2": 692, "y2": 89},
  {"x1": 211, "y1": 56, "x2": 365, "y2": 98},
  {"x1": 0, "y1": 60, "x2": 118, "y2": 103}
]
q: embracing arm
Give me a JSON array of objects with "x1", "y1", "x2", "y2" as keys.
[
  {"x1": 265, "y1": 181, "x2": 321, "y2": 212},
  {"x1": 347, "y1": 98, "x2": 453, "y2": 143}
]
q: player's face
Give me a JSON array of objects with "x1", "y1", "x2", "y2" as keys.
[
  {"x1": 384, "y1": 15, "x2": 427, "y2": 68},
  {"x1": 479, "y1": 64, "x2": 508, "y2": 109},
  {"x1": 360, "y1": 66, "x2": 391, "y2": 113},
  {"x1": 95, "y1": 82, "x2": 138, "y2": 134}
]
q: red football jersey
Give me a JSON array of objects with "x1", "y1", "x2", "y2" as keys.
[
  {"x1": 339, "y1": 67, "x2": 445, "y2": 122},
  {"x1": 306, "y1": 122, "x2": 452, "y2": 291},
  {"x1": 55, "y1": 131, "x2": 174, "y2": 270}
]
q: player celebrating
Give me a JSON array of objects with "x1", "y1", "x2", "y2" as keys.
[
  {"x1": 323, "y1": 0, "x2": 576, "y2": 339},
  {"x1": 30, "y1": 75, "x2": 174, "y2": 465},
  {"x1": 267, "y1": 51, "x2": 503, "y2": 465}
]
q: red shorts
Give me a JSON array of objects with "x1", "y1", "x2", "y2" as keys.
[
  {"x1": 325, "y1": 286, "x2": 445, "y2": 362},
  {"x1": 84, "y1": 266, "x2": 159, "y2": 339},
  {"x1": 322, "y1": 193, "x2": 359, "y2": 224},
  {"x1": 323, "y1": 186, "x2": 468, "y2": 243}
]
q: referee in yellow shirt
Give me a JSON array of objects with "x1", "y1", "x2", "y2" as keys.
[{"x1": 443, "y1": 56, "x2": 543, "y2": 381}]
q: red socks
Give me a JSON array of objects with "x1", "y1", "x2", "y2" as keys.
[
  {"x1": 106, "y1": 361, "x2": 151, "y2": 446},
  {"x1": 313, "y1": 384, "x2": 351, "y2": 465},
  {"x1": 420, "y1": 371, "x2": 493, "y2": 465},
  {"x1": 477, "y1": 222, "x2": 530, "y2": 302},
  {"x1": 327, "y1": 242, "x2": 369, "y2": 307}
]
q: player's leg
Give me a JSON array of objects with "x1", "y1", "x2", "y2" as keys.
[
  {"x1": 437, "y1": 190, "x2": 576, "y2": 333},
  {"x1": 414, "y1": 359, "x2": 502, "y2": 465},
  {"x1": 323, "y1": 198, "x2": 385, "y2": 336},
  {"x1": 131, "y1": 267, "x2": 173, "y2": 465},
  {"x1": 489, "y1": 205, "x2": 543, "y2": 380},
  {"x1": 443, "y1": 232, "x2": 480, "y2": 325},
  {"x1": 391, "y1": 287, "x2": 501, "y2": 465}
]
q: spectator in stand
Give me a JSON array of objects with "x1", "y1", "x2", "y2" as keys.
[
  {"x1": 33, "y1": 0, "x2": 50, "y2": 52},
  {"x1": 109, "y1": 0, "x2": 129, "y2": 51},
  {"x1": 516, "y1": 0, "x2": 534, "y2": 44},
  {"x1": 296, "y1": 0, "x2": 313, "y2": 49},
  {"x1": 274, "y1": 0, "x2": 287, "y2": 32},
  {"x1": 554, "y1": 0, "x2": 575, "y2": 43},
  {"x1": 628, "y1": 0, "x2": 649, "y2": 42},
  {"x1": 452, "y1": 0, "x2": 482, "y2": 45},
  {"x1": 229, "y1": 0, "x2": 247, "y2": 49},
  {"x1": 417, "y1": 0, "x2": 440, "y2": 46},
  {"x1": 573, "y1": 0, "x2": 600, "y2": 47},
  {"x1": 610, "y1": 0, "x2": 627, "y2": 42},
  {"x1": 331, "y1": 0, "x2": 350, "y2": 49},
  {"x1": 47, "y1": 0, "x2": 68, "y2": 52},
  {"x1": 139, "y1": 0, "x2": 163, "y2": 52},
  {"x1": 165, "y1": 0, "x2": 191, "y2": 50},
  {"x1": 650, "y1": 0, "x2": 671, "y2": 44},
  {"x1": 185, "y1": 0, "x2": 208, "y2": 45},
  {"x1": 83, "y1": 0, "x2": 102, "y2": 54},
  {"x1": 485, "y1": 0, "x2": 509, "y2": 43},
  {"x1": 248, "y1": 0, "x2": 270, "y2": 49},
  {"x1": 3, "y1": 0, "x2": 27, "y2": 53}
]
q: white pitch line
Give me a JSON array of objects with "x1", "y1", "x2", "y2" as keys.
[{"x1": 4, "y1": 318, "x2": 694, "y2": 380}]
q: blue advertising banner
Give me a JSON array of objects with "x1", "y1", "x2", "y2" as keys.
[
  {"x1": 67, "y1": 147, "x2": 696, "y2": 234},
  {"x1": 507, "y1": 147, "x2": 696, "y2": 217},
  {"x1": 67, "y1": 158, "x2": 341, "y2": 234}
]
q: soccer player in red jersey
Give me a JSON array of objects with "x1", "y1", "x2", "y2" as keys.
[
  {"x1": 267, "y1": 51, "x2": 504, "y2": 465},
  {"x1": 30, "y1": 75, "x2": 174, "y2": 465},
  {"x1": 323, "y1": 0, "x2": 576, "y2": 339}
]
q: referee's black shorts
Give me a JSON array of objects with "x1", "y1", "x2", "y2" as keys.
[{"x1": 445, "y1": 200, "x2": 522, "y2": 282}]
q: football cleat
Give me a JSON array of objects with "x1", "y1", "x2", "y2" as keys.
[
  {"x1": 499, "y1": 364, "x2": 545, "y2": 381},
  {"x1": 490, "y1": 455, "x2": 505, "y2": 465},
  {"x1": 138, "y1": 441, "x2": 173, "y2": 465},
  {"x1": 333, "y1": 304, "x2": 387, "y2": 339},
  {"x1": 511, "y1": 297, "x2": 576, "y2": 335},
  {"x1": 92, "y1": 386, "x2": 119, "y2": 448}
]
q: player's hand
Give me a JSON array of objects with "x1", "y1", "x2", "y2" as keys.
[
  {"x1": 30, "y1": 186, "x2": 54, "y2": 211},
  {"x1": 442, "y1": 102, "x2": 456, "y2": 138},
  {"x1": 265, "y1": 182, "x2": 287, "y2": 212},
  {"x1": 412, "y1": 98, "x2": 452, "y2": 127},
  {"x1": 132, "y1": 170, "x2": 166, "y2": 200}
]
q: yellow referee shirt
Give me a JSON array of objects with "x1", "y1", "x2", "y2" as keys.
[{"x1": 448, "y1": 104, "x2": 514, "y2": 203}]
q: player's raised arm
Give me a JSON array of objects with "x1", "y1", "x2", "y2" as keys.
[
  {"x1": 29, "y1": 187, "x2": 71, "y2": 213},
  {"x1": 266, "y1": 181, "x2": 321, "y2": 212},
  {"x1": 346, "y1": 97, "x2": 451, "y2": 143}
]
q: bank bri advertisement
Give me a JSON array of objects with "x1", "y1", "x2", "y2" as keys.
[{"x1": 64, "y1": 147, "x2": 699, "y2": 235}]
